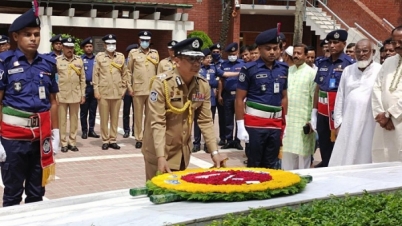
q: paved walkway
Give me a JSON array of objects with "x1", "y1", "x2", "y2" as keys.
[{"x1": 0, "y1": 105, "x2": 321, "y2": 203}]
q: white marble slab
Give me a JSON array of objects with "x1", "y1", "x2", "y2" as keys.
[{"x1": 1, "y1": 162, "x2": 402, "y2": 226}]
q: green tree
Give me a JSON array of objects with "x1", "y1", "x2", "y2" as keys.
[
  {"x1": 187, "y1": 31, "x2": 213, "y2": 50},
  {"x1": 51, "y1": 33, "x2": 84, "y2": 55}
]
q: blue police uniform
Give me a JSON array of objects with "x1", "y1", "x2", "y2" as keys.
[
  {"x1": 122, "y1": 44, "x2": 138, "y2": 137},
  {"x1": 0, "y1": 8, "x2": 59, "y2": 206},
  {"x1": 315, "y1": 39, "x2": 328, "y2": 66},
  {"x1": 0, "y1": 35, "x2": 9, "y2": 45},
  {"x1": 79, "y1": 37, "x2": 99, "y2": 138},
  {"x1": 193, "y1": 48, "x2": 218, "y2": 152},
  {"x1": 237, "y1": 28, "x2": 288, "y2": 169},
  {"x1": 46, "y1": 34, "x2": 62, "y2": 58},
  {"x1": 314, "y1": 30, "x2": 354, "y2": 167},
  {"x1": 218, "y1": 43, "x2": 244, "y2": 150},
  {"x1": 209, "y1": 43, "x2": 226, "y2": 145}
]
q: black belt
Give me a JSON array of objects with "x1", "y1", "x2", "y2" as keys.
[{"x1": 86, "y1": 81, "x2": 93, "y2": 85}]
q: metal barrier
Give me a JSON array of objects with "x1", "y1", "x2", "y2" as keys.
[
  {"x1": 354, "y1": 23, "x2": 383, "y2": 47},
  {"x1": 382, "y1": 18, "x2": 395, "y2": 30}
]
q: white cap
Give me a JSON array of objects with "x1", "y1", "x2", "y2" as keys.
[
  {"x1": 285, "y1": 46, "x2": 294, "y2": 56},
  {"x1": 105, "y1": 40, "x2": 116, "y2": 44}
]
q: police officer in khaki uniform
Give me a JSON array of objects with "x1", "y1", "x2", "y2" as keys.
[
  {"x1": 127, "y1": 31, "x2": 159, "y2": 149},
  {"x1": 93, "y1": 34, "x2": 132, "y2": 150},
  {"x1": 157, "y1": 40, "x2": 177, "y2": 74},
  {"x1": 142, "y1": 37, "x2": 226, "y2": 180},
  {"x1": 56, "y1": 37, "x2": 86, "y2": 152}
]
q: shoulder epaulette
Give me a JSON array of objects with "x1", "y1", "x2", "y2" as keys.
[
  {"x1": 116, "y1": 52, "x2": 124, "y2": 56},
  {"x1": 196, "y1": 75, "x2": 207, "y2": 82},
  {"x1": 0, "y1": 50, "x2": 14, "y2": 62},
  {"x1": 96, "y1": 52, "x2": 105, "y2": 57},
  {"x1": 40, "y1": 53, "x2": 57, "y2": 64},
  {"x1": 277, "y1": 61, "x2": 289, "y2": 68},
  {"x1": 150, "y1": 49, "x2": 158, "y2": 53},
  {"x1": 242, "y1": 61, "x2": 257, "y2": 70}
]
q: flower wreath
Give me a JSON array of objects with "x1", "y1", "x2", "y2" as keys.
[{"x1": 145, "y1": 167, "x2": 308, "y2": 203}]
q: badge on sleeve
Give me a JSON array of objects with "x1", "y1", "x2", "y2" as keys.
[
  {"x1": 150, "y1": 91, "x2": 158, "y2": 102},
  {"x1": 239, "y1": 73, "x2": 246, "y2": 82},
  {"x1": 0, "y1": 69, "x2": 3, "y2": 80}
]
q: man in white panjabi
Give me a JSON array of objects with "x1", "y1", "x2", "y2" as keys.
[
  {"x1": 372, "y1": 26, "x2": 402, "y2": 162},
  {"x1": 329, "y1": 39, "x2": 381, "y2": 167}
]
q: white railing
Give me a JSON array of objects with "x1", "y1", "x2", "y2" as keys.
[
  {"x1": 382, "y1": 18, "x2": 395, "y2": 30},
  {"x1": 315, "y1": 0, "x2": 350, "y2": 29},
  {"x1": 354, "y1": 23, "x2": 383, "y2": 47}
]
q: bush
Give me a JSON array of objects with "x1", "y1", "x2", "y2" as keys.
[
  {"x1": 209, "y1": 191, "x2": 402, "y2": 226},
  {"x1": 51, "y1": 33, "x2": 83, "y2": 55},
  {"x1": 187, "y1": 31, "x2": 213, "y2": 50}
]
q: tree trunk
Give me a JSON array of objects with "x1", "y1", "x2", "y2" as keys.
[
  {"x1": 293, "y1": 0, "x2": 304, "y2": 44},
  {"x1": 219, "y1": 0, "x2": 232, "y2": 46}
]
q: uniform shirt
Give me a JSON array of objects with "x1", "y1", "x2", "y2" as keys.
[
  {"x1": 127, "y1": 48, "x2": 159, "y2": 96},
  {"x1": 314, "y1": 56, "x2": 325, "y2": 67},
  {"x1": 92, "y1": 51, "x2": 131, "y2": 99},
  {"x1": 217, "y1": 59, "x2": 244, "y2": 92},
  {"x1": 81, "y1": 54, "x2": 95, "y2": 82},
  {"x1": 237, "y1": 58, "x2": 288, "y2": 107},
  {"x1": 142, "y1": 69, "x2": 218, "y2": 170},
  {"x1": 56, "y1": 54, "x2": 86, "y2": 103},
  {"x1": 199, "y1": 65, "x2": 218, "y2": 106},
  {"x1": 157, "y1": 57, "x2": 175, "y2": 74},
  {"x1": 314, "y1": 53, "x2": 355, "y2": 92},
  {"x1": 47, "y1": 52, "x2": 60, "y2": 59},
  {"x1": 0, "y1": 49, "x2": 58, "y2": 112}
]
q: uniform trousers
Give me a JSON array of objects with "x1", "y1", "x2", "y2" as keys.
[
  {"x1": 99, "y1": 98, "x2": 122, "y2": 144},
  {"x1": 216, "y1": 96, "x2": 226, "y2": 141},
  {"x1": 80, "y1": 85, "x2": 98, "y2": 133},
  {"x1": 246, "y1": 127, "x2": 281, "y2": 169},
  {"x1": 282, "y1": 152, "x2": 311, "y2": 170},
  {"x1": 122, "y1": 94, "x2": 134, "y2": 133},
  {"x1": 317, "y1": 114, "x2": 334, "y2": 167},
  {"x1": 223, "y1": 92, "x2": 239, "y2": 143},
  {"x1": 59, "y1": 102, "x2": 80, "y2": 147},
  {"x1": 193, "y1": 106, "x2": 216, "y2": 145},
  {"x1": 133, "y1": 95, "x2": 148, "y2": 142},
  {"x1": 1, "y1": 139, "x2": 44, "y2": 207}
]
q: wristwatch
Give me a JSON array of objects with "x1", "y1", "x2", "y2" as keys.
[
  {"x1": 385, "y1": 111, "x2": 390, "y2": 118},
  {"x1": 210, "y1": 150, "x2": 219, "y2": 157}
]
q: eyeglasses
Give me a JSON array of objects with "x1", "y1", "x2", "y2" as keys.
[
  {"x1": 181, "y1": 56, "x2": 204, "y2": 64},
  {"x1": 390, "y1": 40, "x2": 402, "y2": 46},
  {"x1": 354, "y1": 49, "x2": 371, "y2": 55}
]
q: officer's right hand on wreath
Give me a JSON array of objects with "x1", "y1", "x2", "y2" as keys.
[
  {"x1": 0, "y1": 139, "x2": 6, "y2": 162},
  {"x1": 157, "y1": 156, "x2": 172, "y2": 174},
  {"x1": 211, "y1": 152, "x2": 227, "y2": 168},
  {"x1": 236, "y1": 120, "x2": 249, "y2": 143}
]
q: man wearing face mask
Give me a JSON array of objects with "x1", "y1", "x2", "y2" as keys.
[
  {"x1": 217, "y1": 42, "x2": 244, "y2": 150},
  {"x1": 56, "y1": 37, "x2": 86, "y2": 153},
  {"x1": 157, "y1": 40, "x2": 177, "y2": 74},
  {"x1": 127, "y1": 31, "x2": 159, "y2": 149},
  {"x1": 93, "y1": 34, "x2": 132, "y2": 150},
  {"x1": 209, "y1": 43, "x2": 226, "y2": 146}
]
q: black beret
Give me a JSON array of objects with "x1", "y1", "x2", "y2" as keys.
[
  {"x1": 279, "y1": 32, "x2": 286, "y2": 41},
  {"x1": 326, "y1": 29, "x2": 348, "y2": 42},
  {"x1": 50, "y1": 34, "x2": 62, "y2": 43},
  {"x1": 138, "y1": 31, "x2": 152, "y2": 40},
  {"x1": 168, "y1": 40, "x2": 178, "y2": 48},
  {"x1": 172, "y1": 37, "x2": 204, "y2": 57},
  {"x1": 320, "y1": 39, "x2": 329, "y2": 47},
  {"x1": 255, "y1": 28, "x2": 280, "y2": 45},
  {"x1": 224, "y1": 42, "x2": 239, "y2": 52},
  {"x1": 126, "y1": 44, "x2": 139, "y2": 52},
  {"x1": 0, "y1": 35, "x2": 9, "y2": 44},
  {"x1": 202, "y1": 48, "x2": 211, "y2": 56},
  {"x1": 209, "y1": 43, "x2": 221, "y2": 51},
  {"x1": 102, "y1": 34, "x2": 116, "y2": 43},
  {"x1": 61, "y1": 37, "x2": 75, "y2": 47},
  {"x1": 9, "y1": 9, "x2": 40, "y2": 33},
  {"x1": 80, "y1": 37, "x2": 93, "y2": 47}
]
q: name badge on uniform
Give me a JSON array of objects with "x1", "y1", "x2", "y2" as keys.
[
  {"x1": 329, "y1": 78, "x2": 336, "y2": 89},
  {"x1": 39, "y1": 86, "x2": 46, "y2": 99},
  {"x1": 206, "y1": 73, "x2": 210, "y2": 80},
  {"x1": 8, "y1": 68, "x2": 24, "y2": 75},
  {"x1": 176, "y1": 77, "x2": 182, "y2": 86},
  {"x1": 274, "y1": 83, "x2": 280, "y2": 93}
]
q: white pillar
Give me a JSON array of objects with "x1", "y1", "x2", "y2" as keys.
[
  {"x1": 39, "y1": 16, "x2": 52, "y2": 54},
  {"x1": 172, "y1": 21, "x2": 188, "y2": 42}
]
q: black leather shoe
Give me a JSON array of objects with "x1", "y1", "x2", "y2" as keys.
[
  {"x1": 192, "y1": 144, "x2": 201, "y2": 153},
  {"x1": 61, "y1": 146, "x2": 68, "y2": 153},
  {"x1": 222, "y1": 142, "x2": 233, "y2": 149},
  {"x1": 123, "y1": 132, "x2": 130, "y2": 138},
  {"x1": 81, "y1": 132, "x2": 88, "y2": 139},
  {"x1": 132, "y1": 131, "x2": 135, "y2": 137},
  {"x1": 109, "y1": 143, "x2": 121, "y2": 150},
  {"x1": 70, "y1": 146, "x2": 79, "y2": 152},
  {"x1": 234, "y1": 142, "x2": 243, "y2": 150},
  {"x1": 88, "y1": 131, "x2": 100, "y2": 138},
  {"x1": 218, "y1": 140, "x2": 226, "y2": 146},
  {"x1": 67, "y1": 144, "x2": 73, "y2": 150},
  {"x1": 135, "y1": 142, "x2": 142, "y2": 149},
  {"x1": 204, "y1": 145, "x2": 208, "y2": 153},
  {"x1": 102, "y1": 143, "x2": 109, "y2": 150}
]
